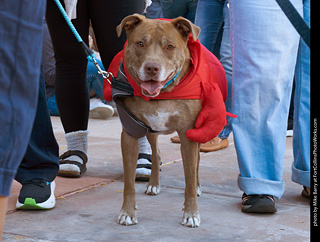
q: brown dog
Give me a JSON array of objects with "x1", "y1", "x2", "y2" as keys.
[{"x1": 115, "y1": 14, "x2": 203, "y2": 228}]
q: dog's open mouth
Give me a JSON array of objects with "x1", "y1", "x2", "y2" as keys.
[
  {"x1": 139, "y1": 74, "x2": 173, "y2": 97},
  {"x1": 140, "y1": 80, "x2": 165, "y2": 97}
]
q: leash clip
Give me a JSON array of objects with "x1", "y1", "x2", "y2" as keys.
[{"x1": 92, "y1": 57, "x2": 113, "y2": 84}]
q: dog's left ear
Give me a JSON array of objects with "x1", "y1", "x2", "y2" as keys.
[
  {"x1": 116, "y1": 14, "x2": 146, "y2": 38},
  {"x1": 171, "y1": 17, "x2": 200, "y2": 42}
]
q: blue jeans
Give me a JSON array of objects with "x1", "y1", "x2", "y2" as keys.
[
  {"x1": 160, "y1": 0, "x2": 198, "y2": 22},
  {"x1": 195, "y1": 0, "x2": 225, "y2": 57},
  {"x1": 0, "y1": 0, "x2": 46, "y2": 196},
  {"x1": 195, "y1": 0, "x2": 232, "y2": 139},
  {"x1": 292, "y1": 0, "x2": 310, "y2": 188},
  {"x1": 47, "y1": 60, "x2": 105, "y2": 116},
  {"x1": 146, "y1": 0, "x2": 164, "y2": 19},
  {"x1": 229, "y1": 0, "x2": 310, "y2": 199}
]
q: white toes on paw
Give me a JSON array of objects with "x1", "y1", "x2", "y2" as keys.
[
  {"x1": 181, "y1": 213, "x2": 201, "y2": 228},
  {"x1": 118, "y1": 213, "x2": 138, "y2": 226},
  {"x1": 145, "y1": 185, "x2": 160, "y2": 195}
]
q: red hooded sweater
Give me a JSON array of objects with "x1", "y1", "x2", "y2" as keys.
[{"x1": 103, "y1": 35, "x2": 235, "y2": 143}]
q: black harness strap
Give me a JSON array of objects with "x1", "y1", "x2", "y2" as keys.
[
  {"x1": 111, "y1": 64, "x2": 134, "y2": 94},
  {"x1": 111, "y1": 63, "x2": 160, "y2": 138}
]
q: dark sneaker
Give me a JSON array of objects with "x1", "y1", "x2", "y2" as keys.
[
  {"x1": 241, "y1": 193, "x2": 277, "y2": 213},
  {"x1": 16, "y1": 179, "x2": 56, "y2": 210},
  {"x1": 301, "y1": 186, "x2": 310, "y2": 199}
]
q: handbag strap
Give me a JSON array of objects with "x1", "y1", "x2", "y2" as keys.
[{"x1": 275, "y1": 0, "x2": 310, "y2": 48}]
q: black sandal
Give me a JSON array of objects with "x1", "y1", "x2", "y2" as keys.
[
  {"x1": 136, "y1": 153, "x2": 152, "y2": 181},
  {"x1": 58, "y1": 150, "x2": 88, "y2": 178}
]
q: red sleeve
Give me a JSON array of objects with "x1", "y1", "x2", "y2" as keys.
[{"x1": 103, "y1": 50, "x2": 124, "y2": 101}]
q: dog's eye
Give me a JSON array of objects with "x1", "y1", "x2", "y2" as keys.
[
  {"x1": 137, "y1": 41, "x2": 144, "y2": 47},
  {"x1": 167, "y1": 44, "x2": 174, "y2": 50}
]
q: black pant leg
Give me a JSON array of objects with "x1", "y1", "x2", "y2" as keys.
[
  {"x1": 89, "y1": 0, "x2": 145, "y2": 70},
  {"x1": 46, "y1": 0, "x2": 90, "y2": 133},
  {"x1": 15, "y1": 67, "x2": 59, "y2": 184}
]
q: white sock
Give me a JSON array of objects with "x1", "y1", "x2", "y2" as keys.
[
  {"x1": 138, "y1": 136, "x2": 151, "y2": 154},
  {"x1": 138, "y1": 136, "x2": 151, "y2": 165},
  {"x1": 62, "y1": 130, "x2": 89, "y2": 170}
]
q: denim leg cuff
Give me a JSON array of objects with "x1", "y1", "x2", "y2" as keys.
[
  {"x1": 238, "y1": 175, "x2": 285, "y2": 199},
  {"x1": 291, "y1": 163, "x2": 310, "y2": 188}
]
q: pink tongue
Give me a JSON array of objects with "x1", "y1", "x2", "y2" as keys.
[{"x1": 140, "y1": 81, "x2": 163, "y2": 96}]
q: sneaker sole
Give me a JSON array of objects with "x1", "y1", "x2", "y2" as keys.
[{"x1": 16, "y1": 181, "x2": 56, "y2": 210}]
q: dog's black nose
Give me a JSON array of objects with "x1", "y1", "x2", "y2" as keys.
[{"x1": 145, "y1": 62, "x2": 160, "y2": 75}]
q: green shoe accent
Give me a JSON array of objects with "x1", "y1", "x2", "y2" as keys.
[{"x1": 18, "y1": 198, "x2": 48, "y2": 210}]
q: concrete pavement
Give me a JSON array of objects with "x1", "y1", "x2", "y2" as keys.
[{"x1": 3, "y1": 116, "x2": 310, "y2": 241}]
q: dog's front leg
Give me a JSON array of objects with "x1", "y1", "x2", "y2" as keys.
[
  {"x1": 118, "y1": 130, "x2": 139, "y2": 225},
  {"x1": 179, "y1": 133, "x2": 201, "y2": 228},
  {"x1": 145, "y1": 133, "x2": 161, "y2": 195}
]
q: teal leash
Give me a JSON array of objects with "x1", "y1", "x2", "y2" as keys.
[{"x1": 53, "y1": 0, "x2": 113, "y2": 83}]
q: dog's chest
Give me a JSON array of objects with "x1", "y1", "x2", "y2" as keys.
[
  {"x1": 143, "y1": 110, "x2": 179, "y2": 132},
  {"x1": 123, "y1": 97, "x2": 201, "y2": 135},
  {"x1": 123, "y1": 97, "x2": 182, "y2": 134}
]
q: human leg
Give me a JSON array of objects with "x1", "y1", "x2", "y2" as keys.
[
  {"x1": 86, "y1": 61, "x2": 114, "y2": 119},
  {"x1": 86, "y1": 60, "x2": 105, "y2": 98},
  {"x1": 15, "y1": 68, "x2": 59, "y2": 185},
  {"x1": 218, "y1": 1, "x2": 232, "y2": 140},
  {"x1": 186, "y1": 0, "x2": 199, "y2": 23},
  {"x1": 89, "y1": 0, "x2": 145, "y2": 71},
  {"x1": 15, "y1": 69, "x2": 58, "y2": 210},
  {"x1": 194, "y1": 0, "x2": 224, "y2": 57},
  {"x1": 291, "y1": 0, "x2": 310, "y2": 189},
  {"x1": 0, "y1": 0, "x2": 45, "y2": 197},
  {"x1": 46, "y1": 0, "x2": 90, "y2": 133},
  {"x1": 229, "y1": 0, "x2": 302, "y2": 200},
  {"x1": 47, "y1": 94, "x2": 60, "y2": 116},
  {"x1": 194, "y1": 0, "x2": 231, "y2": 152},
  {"x1": 0, "y1": 0, "x2": 45, "y2": 237},
  {"x1": 160, "y1": 0, "x2": 198, "y2": 23},
  {"x1": 46, "y1": 0, "x2": 91, "y2": 177},
  {"x1": 0, "y1": 196, "x2": 8, "y2": 237},
  {"x1": 146, "y1": 0, "x2": 164, "y2": 19}
]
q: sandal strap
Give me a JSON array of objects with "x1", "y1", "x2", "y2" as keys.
[
  {"x1": 59, "y1": 150, "x2": 88, "y2": 165},
  {"x1": 136, "y1": 164, "x2": 152, "y2": 169},
  {"x1": 59, "y1": 150, "x2": 88, "y2": 175},
  {"x1": 138, "y1": 153, "x2": 151, "y2": 162}
]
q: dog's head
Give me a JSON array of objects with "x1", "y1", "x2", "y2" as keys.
[{"x1": 116, "y1": 14, "x2": 200, "y2": 98}]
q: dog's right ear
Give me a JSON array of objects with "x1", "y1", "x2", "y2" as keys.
[
  {"x1": 116, "y1": 14, "x2": 146, "y2": 38},
  {"x1": 171, "y1": 17, "x2": 200, "y2": 42}
]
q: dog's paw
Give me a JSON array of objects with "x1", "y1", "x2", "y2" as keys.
[
  {"x1": 197, "y1": 186, "x2": 202, "y2": 197},
  {"x1": 117, "y1": 211, "x2": 138, "y2": 226},
  {"x1": 181, "y1": 212, "x2": 201, "y2": 228},
  {"x1": 145, "y1": 185, "x2": 160, "y2": 195}
]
